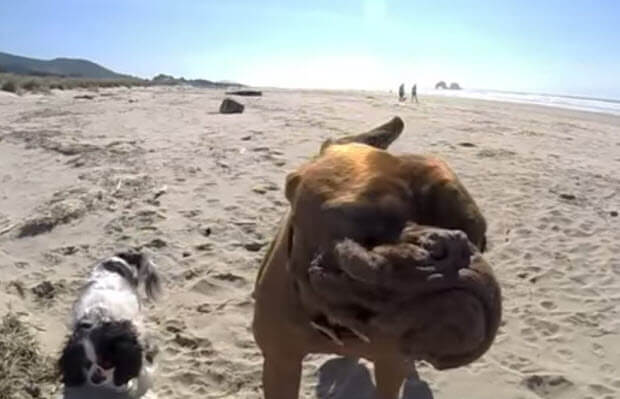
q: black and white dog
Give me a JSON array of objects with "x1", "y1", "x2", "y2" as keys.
[{"x1": 58, "y1": 251, "x2": 162, "y2": 397}]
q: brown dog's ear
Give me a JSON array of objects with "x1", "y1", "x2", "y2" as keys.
[
  {"x1": 320, "y1": 116, "x2": 404, "y2": 154},
  {"x1": 285, "y1": 171, "x2": 302, "y2": 203}
]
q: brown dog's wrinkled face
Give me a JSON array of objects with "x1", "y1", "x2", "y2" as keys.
[
  {"x1": 283, "y1": 138, "x2": 500, "y2": 369},
  {"x1": 287, "y1": 144, "x2": 411, "y2": 256},
  {"x1": 286, "y1": 143, "x2": 486, "y2": 261}
]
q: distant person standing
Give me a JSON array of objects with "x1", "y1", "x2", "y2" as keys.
[
  {"x1": 398, "y1": 83, "x2": 405, "y2": 101},
  {"x1": 411, "y1": 84, "x2": 418, "y2": 103}
]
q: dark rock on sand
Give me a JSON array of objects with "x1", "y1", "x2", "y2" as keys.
[
  {"x1": 522, "y1": 374, "x2": 574, "y2": 397},
  {"x1": 195, "y1": 242, "x2": 213, "y2": 251},
  {"x1": 31, "y1": 281, "x2": 56, "y2": 300},
  {"x1": 197, "y1": 303, "x2": 212, "y2": 313},
  {"x1": 252, "y1": 187, "x2": 266, "y2": 195},
  {"x1": 173, "y1": 332, "x2": 212, "y2": 350},
  {"x1": 145, "y1": 238, "x2": 167, "y2": 248},
  {"x1": 219, "y1": 98, "x2": 244, "y2": 114},
  {"x1": 225, "y1": 90, "x2": 262, "y2": 97},
  {"x1": 57, "y1": 245, "x2": 79, "y2": 255},
  {"x1": 244, "y1": 241, "x2": 265, "y2": 252}
]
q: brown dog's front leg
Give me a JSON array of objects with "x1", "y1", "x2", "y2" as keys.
[
  {"x1": 373, "y1": 358, "x2": 410, "y2": 399},
  {"x1": 262, "y1": 353, "x2": 303, "y2": 399}
]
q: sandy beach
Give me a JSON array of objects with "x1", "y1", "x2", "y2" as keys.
[{"x1": 1, "y1": 86, "x2": 619, "y2": 399}]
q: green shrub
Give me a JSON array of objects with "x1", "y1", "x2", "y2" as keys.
[
  {"x1": 21, "y1": 79, "x2": 41, "y2": 91},
  {"x1": 49, "y1": 81, "x2": 65, "y2": 90},
  {"x1": 0, "y1": 73, "x2": 149, "y2": 93},
  {"x1": 1, "y1": 80, "x2": 18, "y2": 93}
]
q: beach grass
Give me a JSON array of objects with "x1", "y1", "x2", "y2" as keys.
[
  {"x1": 0, "y1": 312, "x2": 57, "y2": 399},
  {"x1": 0, "y1": 73, "x2": 149, "y2": 94}
]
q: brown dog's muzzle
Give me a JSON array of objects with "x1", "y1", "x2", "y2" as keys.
[{"x1": 306, "y1": 223, "x2": 502, "y2": 369}]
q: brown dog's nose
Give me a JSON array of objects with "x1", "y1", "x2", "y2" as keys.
[
  {"x1": 429, "y1": 230, "x2": 470, "y2": 261},
  {"x1": 403, "y1": 226, "x2": 472, "y2": 276},
  {"x1": 91, "y1": 369, "x2": 105, "y2": 385}
]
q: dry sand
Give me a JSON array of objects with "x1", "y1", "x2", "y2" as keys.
[{"x1": 1, "y1": 86, "x2": 619, "y2": 399}]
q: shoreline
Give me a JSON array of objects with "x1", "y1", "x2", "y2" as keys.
[
  {"x1": 234, "y1": 85, "x2": 620, "y2": 117},
  {"x1": 422, "y1": 89, "x2": 620, "y2": 116},
  {"x1": 3, "y1": 83, "x2": 620, "y2": 117}
]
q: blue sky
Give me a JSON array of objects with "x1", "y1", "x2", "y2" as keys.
[{"x1": 1, "y1": 0, "x2": 619, "y2": 97}]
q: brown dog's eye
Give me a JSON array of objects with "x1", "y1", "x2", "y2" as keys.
[
  {"x1": 358, "y1": 214, "x2": 403, "y2": 249},
  {"x1": 351, "y1": 305, "x2": 376, "y2": 323}
]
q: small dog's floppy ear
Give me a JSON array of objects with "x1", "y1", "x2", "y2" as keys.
[
  {"x1": 108, "y1": 321, "x2": 143, "y2": 387},
  {"x1": 140, "y1": 256, "x2": 162, "y2": 300},
  {"x1": 116, "y1": 250, "x2": 162, "y2": 300},
  {"x1": 58, "y1": 338, "x2": 87, "y2": 386},
  {"x1": 320, "y1": 116, "x2": 404, "y2": 153},
  {"x1": 115, "y1": 251, "x2": 143, "y2": 269}
]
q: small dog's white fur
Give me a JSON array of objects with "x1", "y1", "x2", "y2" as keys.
[
  {"x1": 73, "y1": 256, "x2": 144, "y2": 328},
  {"x1": 60, "y1": 253, "x2": 161, "y2": 398}
]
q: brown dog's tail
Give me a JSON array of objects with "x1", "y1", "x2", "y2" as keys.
[{"x1": 320, "y1": 116, "x2": 404, "y2": 154}]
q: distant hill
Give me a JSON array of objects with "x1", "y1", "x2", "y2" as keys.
[
  {"x1": 0, "y1": 51, "x2": 245, "y2": 90},
  {"x1": 152, "y1": 73, "x2": 243, "y2": 89},
  {"x1": 0, "y1": 51, "x2": 132, "y2": 79}
]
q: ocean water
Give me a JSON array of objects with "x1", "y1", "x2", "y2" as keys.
[{"x1": 425, "y1": 89, "x2": 620, "y2": 116}]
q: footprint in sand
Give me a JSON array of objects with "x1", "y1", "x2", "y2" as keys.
[
  {"x1": 588, "y1": 383, "x2": 615, "y2": 397},
  {"x1": 31, "y1": 280, "x2": 67, "y2": 303},
  {"x1": 524, "y1": 316, "x2": 561, "y2": 337},
  {"x1": 522, "y1": 374, "x2": 574, "y2": 398},
  {"x1": 212, "y1": 272, "x2": 246, "y2": 285},
  {"x1": 173, "y1": 332, "x2": 213, "y2": 351},
  {"x1": 555, "y1": 347, "x2": 573, "y2": 360},
  {"x1": 539, "y1": 300, "x2": 557, "y2": 310}
]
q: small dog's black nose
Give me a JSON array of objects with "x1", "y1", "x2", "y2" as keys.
[{"x1": 91, "y1": 369, "x2": 105, "y2": 385}]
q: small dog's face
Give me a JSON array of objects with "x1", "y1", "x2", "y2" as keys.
[
  {"x1": 82, "y1": 338, "x2": 116, "y2": 387},
  {"x1": 59, "y1": 321, "x2": 143, "y2": 390}
]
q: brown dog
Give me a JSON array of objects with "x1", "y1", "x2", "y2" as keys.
[{"x1": 252, "y1": 117, "x2": 501, "y2": 399}]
